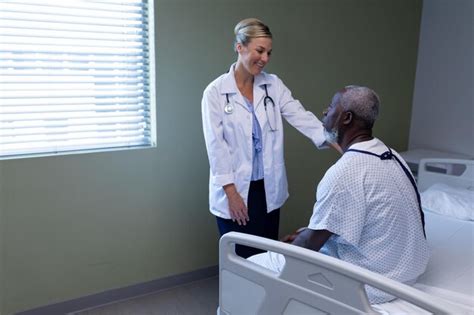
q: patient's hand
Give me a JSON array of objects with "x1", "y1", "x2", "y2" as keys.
[{"x1": 280, "y1": 227, "x2": 307, "y2": 243}]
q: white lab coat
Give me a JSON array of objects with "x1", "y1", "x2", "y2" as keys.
[{"x1": 202, "y1": 63, "x2": 326, "y2": 219}]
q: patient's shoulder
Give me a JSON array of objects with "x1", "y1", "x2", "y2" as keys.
[
  {"x1": 333, "y1": 154, "x2": 367, "y2": 175},
  {"x1": 321, "y1": 157, "x2": 363, "y2": 187}
]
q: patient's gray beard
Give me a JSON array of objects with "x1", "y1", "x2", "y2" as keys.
[{"x1": 324, "y1": 128, "x2": 338, "y2": 144}]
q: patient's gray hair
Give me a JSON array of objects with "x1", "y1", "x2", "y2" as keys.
[{"x1": 340, "y1": 85, "x2": 380, "y2": 129}]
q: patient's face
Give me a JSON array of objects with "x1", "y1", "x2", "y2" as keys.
[{"x1": 322, "y1": 93, "x2": 342, "y2": 133}]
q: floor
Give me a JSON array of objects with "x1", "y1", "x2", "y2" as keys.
[{"x1": 72, "y1": 276, "x2": 219, "y2": 315}]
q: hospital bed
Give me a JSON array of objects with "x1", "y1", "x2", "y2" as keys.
[{"x1": 218, "y1": 158, "x2": 474, "y2": 314}]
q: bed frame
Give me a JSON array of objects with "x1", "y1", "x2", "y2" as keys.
[
  {"x1": 218, "y1": 158, "x2": 474, "y2": 315},
  {"x1": 418, "y1": 158, "x2": 474, "y2": 191}
]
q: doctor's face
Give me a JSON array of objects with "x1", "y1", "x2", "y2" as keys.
[{"x1": 237, "y1": 37, "x2": 272, "y2": 76}]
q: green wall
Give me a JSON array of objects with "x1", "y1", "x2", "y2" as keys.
[
  {"x1": 0, "y1": 0, "x2": 422, "y2": 314},
  {"x1": 1, "y1": 162, "x2": 4, "y2": 314}
]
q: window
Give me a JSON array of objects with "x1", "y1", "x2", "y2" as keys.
[{"x1": 0, "y1": 0, "x2": 156, "y2": 159}]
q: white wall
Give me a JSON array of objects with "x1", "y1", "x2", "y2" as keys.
[{"x1": 409, "y1": 0, "x2": 473, "y2": 156}]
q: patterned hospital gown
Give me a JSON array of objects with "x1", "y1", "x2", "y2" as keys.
[
  {"x1": 248, "y1": 138, "x2": 429, "y2": 305},
  {"x1": 309, "y1": 137, "x2": 429, "y2": 304}
]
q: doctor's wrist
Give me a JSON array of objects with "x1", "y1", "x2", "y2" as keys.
[{"x1": 223, "y1": 183, "x2": 238, "y2": 197}]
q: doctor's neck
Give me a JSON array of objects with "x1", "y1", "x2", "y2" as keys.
[{"x1": 234, "y1": 63, "x2": 254, "y2": 86}]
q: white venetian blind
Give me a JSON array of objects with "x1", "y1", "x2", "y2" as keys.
[{"x1": 0, "y1": 0, "x2": 155, "y2": 158}]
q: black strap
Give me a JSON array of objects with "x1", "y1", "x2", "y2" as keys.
[{"x1": 346, "y1": 148, "x2": 426, "y2": 237}]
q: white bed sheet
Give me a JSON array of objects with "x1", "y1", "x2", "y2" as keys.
[
  {"x1": 373, "y1": 284, "x2": 474, "y2": 314},
  {"x1": 421, "y1": 183, "x2": 474, "y2": 220},
  {"x1": 374, "y1": 210, "x2": 474, "y2": 314},
  {"x1": 419, "y1": 210, "x2": 474, "y2": 295}
]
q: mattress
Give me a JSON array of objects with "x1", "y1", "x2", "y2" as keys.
[
  {"x1": 373, "y1": 284, "x2": 474, "y2": 314},
  {"x1": 374, "y1": 210, "x2": 474, "y2": 314}
]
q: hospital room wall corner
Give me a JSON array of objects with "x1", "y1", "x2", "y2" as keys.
[
  {"x1": 409, "y1": 0, "x2": 474, "y2": 157},
  {"x1": 0, "y1": 0, "x2": 423, "y2": 314}
]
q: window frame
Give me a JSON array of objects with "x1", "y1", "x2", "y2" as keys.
[{"x1": 0, "y1": 0, "x2": 157, "y2": 160}]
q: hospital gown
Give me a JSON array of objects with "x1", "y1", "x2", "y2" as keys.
[{"x1": 249, "y1": 138, "x2": 430, "y2": 304}]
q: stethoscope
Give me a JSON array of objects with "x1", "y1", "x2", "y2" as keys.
[{"x1": 224, "y1": 84, "x2": 277, "y2": 131}]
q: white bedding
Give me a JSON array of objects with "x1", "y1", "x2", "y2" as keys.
[
  {"x1": 421, "y1": 183, "x2": 474, "y2": 220},
  {"x1": 419, "y1": 210, "x2": 474, "y2": 296},
  {"x1": 373, "y1": 284, "x2": 474, "y2": 314},
  {"x1": 373, "y1": 210, "x2": 474, "y2": 314}
]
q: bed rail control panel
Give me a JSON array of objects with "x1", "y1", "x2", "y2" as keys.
[{"x1": 399, "y1": 149, "x2": 472, "y2": 180}]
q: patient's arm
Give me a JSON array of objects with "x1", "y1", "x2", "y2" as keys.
[
  {"x1": 291, "y1": 228, "x2": 333, "y2": 251},
  {"x1": 280, "y1": 227, "x2": 307, "y2": 243}
]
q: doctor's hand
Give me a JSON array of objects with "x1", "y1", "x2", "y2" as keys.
[
  {"x1": 328, "y1": 142, "x2": 343, "y2": 154},
  {"x1": 223, "y1": 184, "x2": 249, "y2": 226}
]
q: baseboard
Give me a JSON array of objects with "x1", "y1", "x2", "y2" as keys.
[{"x1": 15, "y1": 265, "x2": 218, "y2": 315}]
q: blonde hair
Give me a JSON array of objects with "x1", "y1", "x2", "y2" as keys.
[{"x1": 233, "y1": 18, "x2": 272, "y2": 51}]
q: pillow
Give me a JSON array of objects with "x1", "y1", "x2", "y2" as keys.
[{"x1": 421, "y1": 183, "x2": 474, "y2": 221}]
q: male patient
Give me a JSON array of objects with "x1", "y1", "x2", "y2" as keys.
[{"x1": 249, "y1": 85, "x2": 429, "y2": 304}]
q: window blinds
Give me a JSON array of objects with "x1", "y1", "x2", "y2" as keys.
[{"x1": 0, "y1": 0, "x2": 155, "y2": 158}]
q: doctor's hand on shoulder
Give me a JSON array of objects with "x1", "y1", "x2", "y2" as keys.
[{"x1": 328, "y1": 142, "x2": 343, "y2": 154}]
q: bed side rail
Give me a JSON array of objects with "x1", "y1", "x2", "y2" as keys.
[{"x1": 219, "y1": 232, "x2": 460, "y2": 315}]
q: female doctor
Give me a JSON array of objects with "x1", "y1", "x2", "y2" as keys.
[{"x1": 201, "y1": 18, "x2": 340, "y2": 258}]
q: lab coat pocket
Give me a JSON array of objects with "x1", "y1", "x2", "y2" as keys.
[{"x1": 273, "y1": 162, "x2": 289, "y2": 206}]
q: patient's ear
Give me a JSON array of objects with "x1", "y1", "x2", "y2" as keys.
[{"x1": 342, "y1": 111, "x2": 353, "y2": 125}]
